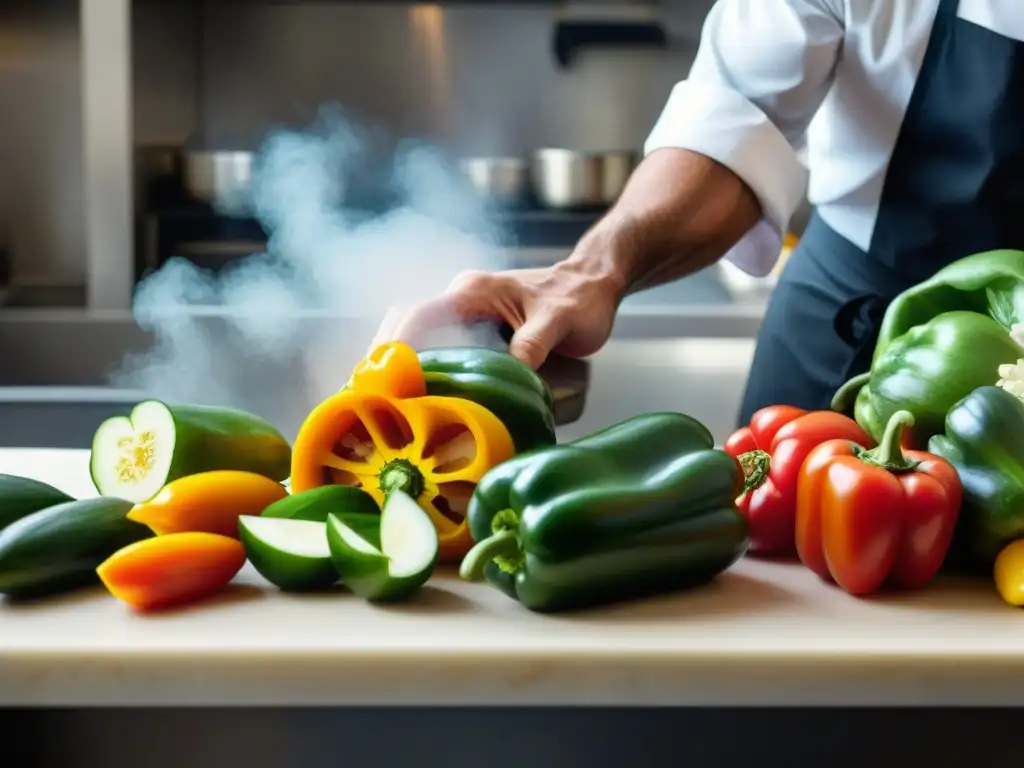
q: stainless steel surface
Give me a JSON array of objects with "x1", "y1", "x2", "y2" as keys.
[
  {"x1": 0, "y1": 321, "x2": 755, "y2": 447},
  {"x1": 0, "y1": 339, "x2": 750, "y2": 448},
  {"x1": 0, "y1": 298, "x2": 764, "y2": 394},
  {"x1": 460, "y1": 157, "x2": 529, "y2": 206},
  {"x1": 556, "y1": 338, "x2": 753, "y2": 444},
  {"x1": 0, "y1": 2, "x2": 86, "y2": 281},
  {"x1": 183, "y1": 150, "x2": 255, "y2": 215},
  {"x1": 0, "y1": 388, "x2": 144, "y2": 448},
  {"x1": 0, "y1": 4, "x2": 703, "y2": 284},
  {"x1": 531, "y1": 148, "x2": 638, "y2": 210},
  {"x1": 0, "y1": 283, "x2": 87, "y2": 309},
  {"x1": 194, "y1": 5, "x2": 697, "y2": 154}
]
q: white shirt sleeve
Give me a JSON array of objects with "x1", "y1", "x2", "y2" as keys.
[{"x1": 645, "y1": 0, "x2": 845, "y2": 276}]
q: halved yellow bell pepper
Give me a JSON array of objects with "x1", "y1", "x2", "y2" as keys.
[
  {"x1": 347, "y1": 341, "x2": 427, "y2": 399},
  {"x1": 291, "y1": 342, "x2": 515, "y2": 563}
]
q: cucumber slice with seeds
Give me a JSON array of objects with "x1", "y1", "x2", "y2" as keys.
[
  {"x1": 238, "y1": 516, "x2": 338, "y2": 592},
  {"x1": 90, "y1": 400, "x2": 292, "y2": 503},
  {"x1": 326, "y1": 490, "x2": 438, "y2": 602}
]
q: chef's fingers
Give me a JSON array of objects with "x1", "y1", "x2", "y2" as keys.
[
  {"x1": 508, "y1": 308, "x2": 566, "y2": 370},
  {"x1": 370, "y1": 301, "x2": 454, "y2": 350},
  {"x1": 368, "y1": 303, "x2": 444, "y2": 351},
  {"x1": 372, "y1": 271, "x2": 526, "y2": 350},
  {"x1": 369, "y1": 298, "x2": 487, "y2": 350},
  {"x1": 368, "y1": 306, "x2": 406, "y2": 352}
]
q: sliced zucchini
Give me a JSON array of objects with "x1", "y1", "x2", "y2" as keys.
[
  {"x1": 90, "y1": 400, "x2": 292, "y2": 503},
  {"x1": 261, "y1": 485, "x2": 380, "y2": 523},
  {"x1": 238, "y1": 515, "x2": 338, "y2": 592},
  {"x1": 326, "y1": 490, "x2": 438, "y2": 602}
]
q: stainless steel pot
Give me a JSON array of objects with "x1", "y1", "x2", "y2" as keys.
[
  {"x1": 531, "y1": 148, "x2": 638, "y2": 210},
  {"x1": 183, "y1": 151, "x2": 255, "y2": 215},
  {"x1": 459, "y1": 156, "x2": 529, "y2": 207}
]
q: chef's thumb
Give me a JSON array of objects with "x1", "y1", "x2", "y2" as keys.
[{"x1": 508, "y1": 312, "x2": 563, "y2": 370}]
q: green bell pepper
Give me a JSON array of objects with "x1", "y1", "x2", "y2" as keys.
[
  {"x1": 875, "y1": 250, "x2": 1024, "y2": 356},
  {"x1": 458, "y1": 412, "x2": 749, "y2": 612},
  {"x1": 832, "y1": 249, "x2": 1024, "y2": 447},
  {"x1": 833, "y1": 311, "x2": 1023, "y2": 447},
  {"x1": 418, "y1": 347, "x2": 557, "y2": 454},
  {"x1": 928, "y1": 386, "x2": 1024, "y2": 571}
]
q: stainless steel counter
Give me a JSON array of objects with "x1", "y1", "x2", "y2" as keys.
[
  {"x1": 0, "y1": 296, "x2": 764, "y2": 379},
  {"x1": 0, "y1": 261, "x2": 763, "y2": 446},
  {"x1": 0, "y1": 336, "x2": 754, "y2": 449}
]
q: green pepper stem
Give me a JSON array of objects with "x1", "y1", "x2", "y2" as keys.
[
  {"x1": 737, "y1": 449, "x2": 771, "y2": 493},
  {"x1": 378, "y1": 458, "x2": 425, "y2": 500},
  {"x1": 858, "y1": 409, "x2": 919, "y2": 473},
  {"x1": 459, "y1": 529, "x2": 521, "y2": 582},
  {"x1": 831, "y1": 372, "x2": 871, "y2": 413}
]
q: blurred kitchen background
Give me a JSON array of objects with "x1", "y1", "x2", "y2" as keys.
[{"x1": 0, "y1": 0, "x2": 809, "y2": 448}]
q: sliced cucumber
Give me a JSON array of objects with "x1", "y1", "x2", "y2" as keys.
[
  {"x1": 326, "y1": 490, "x2": 438, "y2": 603},
  {"x1": 90, "y1": 400, "x2": 292, "y2": 503},
  {"x1": 238, "y1": 515, "x2": 338, "y2": 592},
  {"x1": 262, "y1": 485, "x2": 380, "y2": 523}
]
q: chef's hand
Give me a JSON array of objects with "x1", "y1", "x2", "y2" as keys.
[
  {"x1": 371, "y1": 257, "x2": 625, "y2": 370},
  {"x1": 373, "y1": 149, "x2": 761, "y2": 369}
]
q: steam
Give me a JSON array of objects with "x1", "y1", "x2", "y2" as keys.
[{"x1": 112, "y1": 107, "x2": 510, "y2": 438}]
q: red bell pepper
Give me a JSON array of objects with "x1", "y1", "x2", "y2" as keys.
[
  {"x1": 794, "y1": 410, "x2": 962, "y2": 595},
  {"x1": 724, "y1": 406, "x2": 873, "y2": 555}
]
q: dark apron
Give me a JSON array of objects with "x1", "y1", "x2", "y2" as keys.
[{"x1": 739, "y1": 0, "x2": 1024, "y2": 425}]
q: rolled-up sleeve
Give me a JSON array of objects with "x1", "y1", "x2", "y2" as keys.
[{"x1": 645, "y1": 0, "x2": 844, "y2": 275}]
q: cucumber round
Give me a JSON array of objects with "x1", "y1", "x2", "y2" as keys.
[
  {"x1": 326, "y1": 490, "x2": 438, "y2": 603},
  {"x1": 0, "y1": 474, "x2": 75, "y2": 532},
  {"x1": 0, "y1": 497, "x2": 152, "y2": 599},
  {"x1": 90, "y1": 400, "x2": 292, "y2": 503},
  {"x1": 238, "y1": 516, "x2": 339, "y2": 592},
  {"x1": 262, "y1": 485, "x2": 380, "y2": 523}
]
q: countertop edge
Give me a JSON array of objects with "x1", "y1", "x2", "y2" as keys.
[{"x1": 2, "y1": 654, "x2": 1023, "y2": 706}]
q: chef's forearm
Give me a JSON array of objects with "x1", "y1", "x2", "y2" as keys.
[{"x1": 561, "y1": 148, "x2": 762, "y2": 298}]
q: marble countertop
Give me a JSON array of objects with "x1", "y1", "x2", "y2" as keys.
[{"x1": 1, "y1": 448, "x2": 1023, "y2": 707}]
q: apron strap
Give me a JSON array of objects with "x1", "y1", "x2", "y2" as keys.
[
  {"x1": 833, "y1": 294, "x2": 891, "y2": 379},
  {"x1": 833, "y1": 295, "x2": 890, "y2": 346}
]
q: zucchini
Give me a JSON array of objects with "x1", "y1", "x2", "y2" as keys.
[
  {"x1": 90, "y1": 400, "x2": 292, "y2": 503},
  {"x1": 0, "y1": 474, "x2": 74, "y2": 532},
  {"x1": 326, "y1": 490, "x2": 438, "y2": 602},
  {"x1": 239, "y1": 516, "x2": 339, "y2": 592},
  {"x1": 0, "y1": 497, "x2": 152, "y2": 599},
  {"x1": 261, "y1": 485, "x2": 380, "y2": 523}
]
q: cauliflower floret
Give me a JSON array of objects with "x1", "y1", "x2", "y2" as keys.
[{"x1": 997, "y1": 358, "x2": 1024, "y2": 401}]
